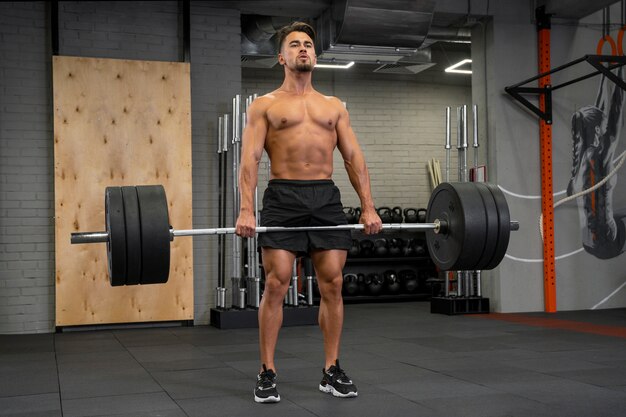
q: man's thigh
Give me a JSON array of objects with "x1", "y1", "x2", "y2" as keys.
[
  {"x1": 262, "y1": 248, "x2": 297, "y2": 285},
  {"x1": 310, "y1": 249, "x2": 347, "y2": 283}
]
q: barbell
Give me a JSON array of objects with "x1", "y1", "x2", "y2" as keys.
[{"x1": 70, "y1": 182, "x2": 519, "y2": 286}]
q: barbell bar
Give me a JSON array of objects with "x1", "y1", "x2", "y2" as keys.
[
  {"x1": 71, "y1": 221, "x2": 445, "y2": 244},
  {"x1": 70, "y1": 182, "x2": 519, "y2": 286}
]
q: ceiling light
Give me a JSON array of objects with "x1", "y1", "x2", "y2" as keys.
[
  {"x1": 445, "y1": 59, "x2": 472, "y2": 74},
  {"x1": 315, "y1": 61, "x2": 355, "y2": 69}
]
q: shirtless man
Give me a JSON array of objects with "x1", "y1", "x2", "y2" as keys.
[{"x1": 235, "y1": 22, "x2": 382, "y2": 403}]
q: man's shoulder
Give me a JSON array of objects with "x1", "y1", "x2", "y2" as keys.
[
  {"x1": 314, "y1": 92, "x2": 344, "y2": 107},
  {"x1": 248, "y1": 93, "x2": 277, "y2": 113}
]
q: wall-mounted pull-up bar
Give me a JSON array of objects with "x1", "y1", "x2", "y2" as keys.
[{"x1": 505, "y1": 54, "x2": 626, "y2": 124}]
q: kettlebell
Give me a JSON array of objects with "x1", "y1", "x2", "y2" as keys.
[
  {"x1": 404, "y1": 208, "x2": 419, "y2": 223},
  {"x1": 343, "y1": 273, "x2": 359, "y2": 296},
  {"x1": 357, "y1": 273, "x2": 367, "y2": 294},
  {"x1": 402, "y1": 238, "x2": 415, "y2": 257},
  {"x1": 417, "y1": 208, "x2": 427, "y2": 223},
  {"x1": 399, "y1": 269, "x2": 419, "y2": 293},
  {"x1": 348, "y1": 239, "x2": 360, "y2": 257},
  {"x1": 388, "y1": 238, "x2": 403, "y2": 257},
  {"x1": 377, "y1": 207, "x2": 393, "y2": 223},
  {"x1": 343, "y1": 206, "x2": 356, "y2": 224},
  {"x1": 413, "y1": 240, "x2": 426, "y2": 256},
  {"x1": 365, "y1": 273, "x2": 384, "y2": 296},
  {"x1": 391, "y1": 206, "x2": 403, "y2": 223},
  {"x1": 359, "y1": 239, "x2": 374, "y2": 257},
  {"x1": 374, "y1": 238, "x2": 388, "y2": 256},
  {"x1": 384, "y1": 270, "x2": 401, "y2": 294}
]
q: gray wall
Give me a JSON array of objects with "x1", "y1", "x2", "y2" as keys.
[
  {"x1": 475, "y1": 1, "x2": 626, "y2": 312},
  {"x1": 0, "y1": 1, "x2": 241, "y2": 333}
]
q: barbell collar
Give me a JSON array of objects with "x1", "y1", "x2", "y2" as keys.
[{"x1": 510, "y1": 220, "x2": 520, "y2": 231}]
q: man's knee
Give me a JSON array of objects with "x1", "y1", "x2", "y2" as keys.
[
  {"x1": 263, "y1": 274, "x2": 290, "y2": 299},
  {"x1": 318, "y1": 275, "x2": 343, "y2": 300}
]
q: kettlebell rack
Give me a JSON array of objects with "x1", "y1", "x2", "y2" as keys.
[{"x1": 337, "y1": 223, "x2": 436, "y2": 304}]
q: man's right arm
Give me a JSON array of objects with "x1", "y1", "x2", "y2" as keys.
[{"x1": 236, "y1": 97, "x2": 269, "y2": 238}]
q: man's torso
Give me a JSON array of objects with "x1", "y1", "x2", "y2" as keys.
[{"x1": 261, "y1": 90, "x2": 342, "y2": 180}]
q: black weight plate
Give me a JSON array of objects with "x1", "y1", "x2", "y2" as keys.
[
  {"x1": 474, "y1": 183, "x2": 500, "y2": 270},
  {"x1": 121, "y1": 186, "x2": 142, "y2": 285},
  {"x1": 426, "y1": 183, "x2": 487, "y2": 271},
  {"x1": 136, "y1": 185, "x2": 170, "y2": 284},
  {"x1": 105, "y1": 187, "x2": 127, "y2": 286},
  {"x1": 484, "y1": 183, "x2": 511, "y2": 270}
]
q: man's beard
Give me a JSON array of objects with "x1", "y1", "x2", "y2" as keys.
[{"x1": 295, "y1": 61, "x2": 313, "y2": 72}]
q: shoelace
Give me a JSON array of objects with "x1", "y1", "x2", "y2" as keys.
[
  {"x1": 258, "y1": 366, "x2": 276, "y2": 389},
  {"x1": 327, "y1": 363, "x2": 351, "y2": 384}
]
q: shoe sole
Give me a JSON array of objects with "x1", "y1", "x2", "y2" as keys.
[
  {"x1": 319, "y1": 383, "x2": 358, "y2": 398},
  {"x1": 254, "y1": 392, "x2": 280, "y2": 403}
]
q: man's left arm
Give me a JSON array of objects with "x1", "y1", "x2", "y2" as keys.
[{"x1": 335, "y1": 99, "x2": 382, "y2": 234}]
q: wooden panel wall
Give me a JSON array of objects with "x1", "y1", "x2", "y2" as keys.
[{"x1": 53, "y1": 56, "x2": 193, "y2": 326}]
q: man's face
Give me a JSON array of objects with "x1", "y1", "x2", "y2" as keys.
[{"x1": 278, "y1": 31, "x2": 316, "y2": 72}]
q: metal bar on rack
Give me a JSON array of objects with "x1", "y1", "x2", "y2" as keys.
[
  {"x1": 445, "y1": 107, "x2": 451, "y2": 183},
  {"x1": 459, "y1": 104, "x2": 468, "y2": 182},
  {"x1": 456, "y1": 107, "x2": 463, "y2": 297},
  {"x1": 473, "y1": 104, "x2": 479, "y2": 169},
  {"x1": 472, "y1": 104, "x2": 482, "y2": 298},
  {"x1": 444, "y1": 107, "x2": 451, "y2": 296},
  {"x1": 230, "y1": 95, "x2": 244, "y2": 308},
  {"x1": 221, "y1": 114, "x2": 229, "y2": 307},
  {"x1": 249, "y1": 93, "x2": 260, "y2": 292},
  {"x1": 216, "y1": 116, "x2": 225, "y2": 308}
]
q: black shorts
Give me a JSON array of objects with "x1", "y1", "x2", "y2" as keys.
[{"x1": 258, "y1": 179, "x2": 352, "y2": 254}]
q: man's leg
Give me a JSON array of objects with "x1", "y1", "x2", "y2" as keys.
[
  {"x1": 258, "y1": 248, "x2": 296, "y2": 372},
  {"x1": 310, "y1": 249, "x2": 347, "y2": 369},
  {"x1": 311, "y1": 249, "x2": 358, "y2": 398}
]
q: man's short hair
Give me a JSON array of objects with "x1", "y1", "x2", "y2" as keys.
[{"x1": 276, "y1": 21, "x2": 316, "y2": 53}]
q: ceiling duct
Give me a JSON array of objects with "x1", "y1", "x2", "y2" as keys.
[
  {"x1": 316, "y1": 0, "x2": 436, "y2": 65},
  {"x1": 240, "y1": 1, "x2": 440, "y2": 70},
  {"x1": 241, "y1": 15, "x2": 293, "y2": 57},
  {"x1": 332, "y1": 0, "x2": 435, "y2": 48},
  {"x1": 373, "y1": 62, "x2": 436, "y2": 74}
]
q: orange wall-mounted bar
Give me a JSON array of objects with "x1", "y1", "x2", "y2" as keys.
[{"x1": 537, "y1": 10, "x2": 557, "y2": 312}]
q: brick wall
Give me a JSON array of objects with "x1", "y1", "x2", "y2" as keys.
[
  {"x1": 0, "y1": 1, "x2": 241, "y2": 332},
  {"x1": 0, "y1": 1, "x2": 53, "y2": 333}
]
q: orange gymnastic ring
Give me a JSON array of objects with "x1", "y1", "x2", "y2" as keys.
[
  {"x1": 597, "y1": 34, "x2": 617, "y2": 56},
  {"x1": 618, "y1": 26, "x2": 626, "y2": 55}
]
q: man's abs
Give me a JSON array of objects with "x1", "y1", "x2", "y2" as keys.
[{"x1": 264, "y1": 129, "x2": 337, "y2": 180}]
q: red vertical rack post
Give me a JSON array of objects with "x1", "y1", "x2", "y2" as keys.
[{"x1": 537, "y1": 7, "x2": 557, "y2": 312}]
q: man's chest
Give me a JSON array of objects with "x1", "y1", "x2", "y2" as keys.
[{"x1": 266, "y1": 97, "x2": 338, "y2": 131}]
